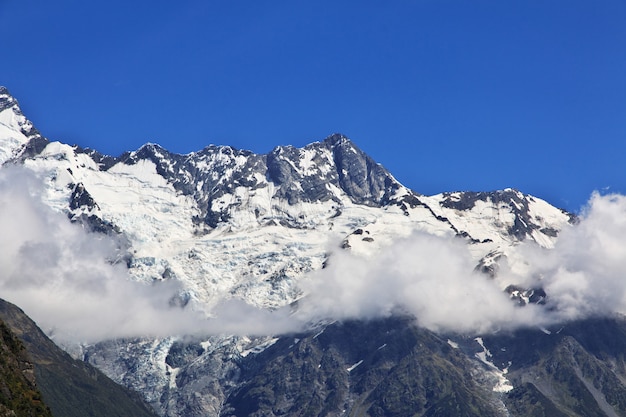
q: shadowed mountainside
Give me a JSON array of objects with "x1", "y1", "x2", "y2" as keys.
[{"x1": 0, "y1": 298, "x2": 158, "y2": 417}]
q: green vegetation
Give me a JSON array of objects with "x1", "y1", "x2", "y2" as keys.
[
  {"x1": 506, "y1": 383, "x2": 570, "y2": 417},
  {"x1": 0, "y1": 321, "x2": 52, "y2": 417}
]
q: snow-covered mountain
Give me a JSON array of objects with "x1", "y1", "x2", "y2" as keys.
[
  {"x1": 0, "y1": 86, "x2": 571, "y2": 311},
  {"x1": 8, "y1": 85, "x2": 623, "y2": 417}
]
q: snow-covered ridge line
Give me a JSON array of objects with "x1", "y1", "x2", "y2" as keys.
[{"x1": 0, "y1": 86, "x2": 574, "y2": 315}]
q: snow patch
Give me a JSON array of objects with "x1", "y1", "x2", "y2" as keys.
[
  {"x1": 346, "y1": 360, "x2": 363, "y2": 372},
  {"x1": 474, "y1": 337, "x2": 513, "y2": 393}
]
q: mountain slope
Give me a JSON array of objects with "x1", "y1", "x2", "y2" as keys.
[
  {"x1": 220, "y1": 315, "x2": 626, "y2": 417},
  {"x1": 482, "y1": 317, "x2": 626, "y2": 417},
  {"x1": 222, "y1": 317, "x2": 504, "y2": 417},
  {"x1": 0, "y1": 319, "x2": 52, "y2": 417},
  {"x1": 0, "y1": 299, "x2": 158, "y2": 417}
]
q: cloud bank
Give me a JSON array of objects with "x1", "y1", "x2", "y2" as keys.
[
  {"x1": 2, "y1": 165, "x2": 626, "y2": 343},
  {"x1": 296, "y1": 231, "x2": 544, "y2": 334},
  {"x1": 516, "y1": 192, "x2": 626, "y2": 321},
  {"x1": 297, "y1": 191, "x2": 626, "y2": 334}
]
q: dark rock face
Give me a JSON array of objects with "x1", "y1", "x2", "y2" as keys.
[
  {"x1": 69, "y1": 182, "x2": 99, "y2": 211},
  {"x1": 221, "y1": 318, "x2": 502, "y2": 417},
  {"x1": 14, "y1": 136, "x2": 49, "y2": 161},
  {"x1": 267, "y1": 145, "x2": 328, "y2": 205},
  {"x1": 161, "y1": 134, "x2": 404, "y2": 226},
  {"x1": 217, "y1": 316, "x2": 626, "y2": 417},
  {"x1": 265, "y1": 134, "x2": 401, "y2": 208},
  {"x1": 79, "y1": 147, "x2": 119, "y2": 171},
  {"x1": 505, "y1": 383, "x2": 570, "y2": 417},
  {"x1": 165, "y1": 341, "x2": 204, "y2": 369},
  {"x1": 325, "y1": 134, "x2": 400, "y2": 206},
  {"x1": 505, "y1": 285, "x2": 547, "y2": 306}
]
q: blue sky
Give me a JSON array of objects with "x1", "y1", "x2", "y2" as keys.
[{"x1": 1, "y1": 0, "x2": 625, "y2": 212}]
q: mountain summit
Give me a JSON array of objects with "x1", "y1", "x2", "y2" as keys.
[
  {"x1": 105, "y1": 132, "x2": 409, "y2": 229},
  {"x1": 0, "y1": 87, "x2": 46, "y2": 164}
]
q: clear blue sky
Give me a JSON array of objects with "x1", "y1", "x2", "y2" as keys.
[{"x1": 2, "y1": 0, "x2": 625, "y2": 212}]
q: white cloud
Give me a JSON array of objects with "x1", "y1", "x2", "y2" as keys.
[
  {"x1": 295, "y1": 232, "x2": 544, "y2": 334},
  {"x1": 514, "y1": 192, "x2": 626, "y2": 322}
]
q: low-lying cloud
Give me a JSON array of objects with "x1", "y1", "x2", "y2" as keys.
[
  {"x1": 297, "y1": 191, "x2": 626, "y2": 334},
  {"x1": 296, "y1": 231, "x2": 544, "y2": 334},
  {"x1": 516, "y1": 192, "x2": 626, "y2": 321},
  {"x1": 2, "y1": 165, "x2": 626, "y2": 343}
]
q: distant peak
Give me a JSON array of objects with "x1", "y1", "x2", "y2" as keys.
[
  {"x1": 0, "y1": 87, "x2": 18, "y2": 112},
  {"x1": 270, "y1": 144, "x2": 296, "y2": 154},
  {"x1": 137, "y1": 142, "x2": 164, "y2": 151},
  {"x1": 323, "y1": 133, "x2": 350, "y2": 146},
  {"x1": 129, "y1": 142, "x2": 171, "y2": 162},
  {"x1": 0, "y1": 87, "x2": 46, "y2": 161}
]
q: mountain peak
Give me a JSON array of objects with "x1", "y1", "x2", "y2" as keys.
[
  {"x1": 0, "y1": 86, "x2": 12, "y2": 99},
  {"x1": 137, "y1": 142, "x2": 164, "y2": 152},
  {"x1": 0, "y1": 87, "x2": 47, "y2": 164},
  {"x1": 0, "y1": 86, "x2": 18, "y2": 113},
  {"x1": 322, "y1": 132, "x2": 350, "y2": 146}
]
